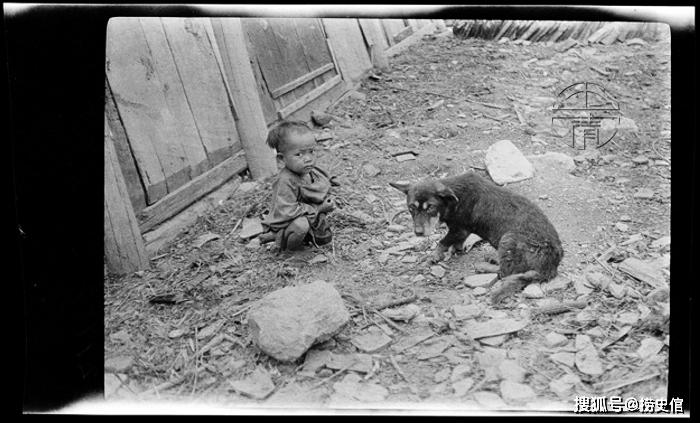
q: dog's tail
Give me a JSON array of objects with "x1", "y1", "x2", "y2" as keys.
[{"x1": 490, "y1": 270, "x2": 541, "y2": 304}]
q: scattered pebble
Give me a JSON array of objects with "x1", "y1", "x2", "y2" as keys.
[
  {"x1": 500, "y1": 380, "x2": 536, "y2": 403},
  {"x1": 431, "y1": 266, "x2": 446, "y2": 278},
  {"x1": 544, "y1": 332, "x2": 569, "y2": 348},
  {"x1": 522, "y1": 284, "x2": 545, "y2": 299},
  {"x1": 637, "y1": 337, "x2": 665, "y2": 360}
]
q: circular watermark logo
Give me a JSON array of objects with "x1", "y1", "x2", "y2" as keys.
[{"x1": 551, "y1": 82, "x2": 621, "y2": 149}]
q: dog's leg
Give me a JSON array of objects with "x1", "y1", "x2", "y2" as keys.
[
  {"x1": 430, "y1": 227, "x2": 469, "y2": 263},
  {"x1": 490, "y1": 270, "x2": 540, "y2": 304},
  {"x1": 449, "y1": 228, "x2": 471, "y2": 254}
]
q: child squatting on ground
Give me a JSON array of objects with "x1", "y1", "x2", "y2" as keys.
[{"x1": 259, "y1": 120, "x2": 336, "y2": 251}]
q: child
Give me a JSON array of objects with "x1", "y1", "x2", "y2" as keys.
[{"x1": 261, "y1": 120, "x2": 335, "y2": 251}]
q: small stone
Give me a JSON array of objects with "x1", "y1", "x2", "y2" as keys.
[
  {"x1": 239, "y1": 217, "x2": 264, "y2": 240},
  {"x1": 451, "y1": 363, "x2": 472, "y2": 382},
  {"x1": 545, "y1": 332, "x2": 569, "y2": 348},
  {"x1": 633, "y1": 188, "x2": 655, "y2": 200},
  {"x1": 431, "y1": 266, "x2": 446, "y2": 278},
  {"x1": 309, "y1": 255, "x2": 328, "y2": 265},
  {"x1": 647, "y1": 287, "x2": 670, "y2": 303},
  {"x1": 607, "y1": 283, "x2": 627, "y2": 299},
  {"x1": 473, "y1": 287, "x2": 487, "y2": 296},
  {"x1": 500, "y1": 380, "x2": 536, "y2": 403},
  {"x1": 229, "y1": 367, "x2": 275, "y2": 400},
  {"x1": 401, "y1": 255, "x2": 418, "y2": 263},
  {"x1": 585, "y1": 271, "x2": 611, "y2": 290},
  {"x1": 464, "y1": 273, "x2": 498, "y2": 288},
  {"x1": 619, "y1": 215, "x2": 632, "y2": 222},
  {"x1": 575, "y1": 338, "x2": 603, "y2": 376},
  {"x1": 479, "y1": 335, "x2": 507, "y2": 346},
  {"x1": 637, "y1": 337, "x2": 665, "y2": 360},
  {"x1": 632, "y1": 156, "x2": 649, "y2": 165},
  {"x1": 363, "y1": 163, "x2": 381, "y2": 177},
  {"x1": 615, "y1": 222, "x2": 629, "y2": 232},
  {"x1": 651, "y1": 236, "x2": 671, "y2": 249},
  {"x1": 617, "y1": 257, "x2": 665, "y2": 288},
  {"x1": 351, "y1": 331, "x2": 392, "y2": 353},
  {"x1": 434, "y1": 368, "x2": 451, "y2": 383},
  {"x1": 412, "y1": 274, "x2": 426, "y2": 283},
  {"x1": 168, "y1": 329, "x2": 186, "y2": 339},
  {"x1": 573, "y1": 277, "x2": 594, "y2": 295},
  {"x1": 550, "y1": 352, "x2": 575, "y2": 367},
  {"x1": 617, "y1": 311, "x2": 639, "y2": 326},
  {"x1": 326, "y1": 353, "x2": 373, "y2": 374},
  {"x1": 522, "y1": 284, "x2": 544, "y2": 299},
  {"x1": 575, "y1": 309, "x2": 597, "y2": 324},
  {"x1": 387, "y1": 224, "x2": 405, "y2": 233},
  {"x1": 105, "y1": 356, "x2": 134, "y2": 373},
  {"x1": 549, "y1": 374, "x2": 581, "y2": 397},
  {"x1": 586, "y1": 327, "x2": 604, "y2": 338},
  {"x1": 395, "y1": 153, "x2": 416, "y2": 162},
  {"x1": 453, "y1": 377, "x2": 475, "y2": 397},
  {"x1": 452, "y1": 304, "x2": 483, "y2": 320},
  {"x1": 383, "y1": 304, "x2": 421, "y2": 322},
  {"x1": 498, "y1": 360, "x2": 527, "y2": 383},
  {"x1": 473, "y1": 391, "x2": 508, "y2": 409}
]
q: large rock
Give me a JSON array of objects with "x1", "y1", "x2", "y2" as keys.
[
  {"x1": 484, "y1": 140, "x2": 534, "y2": 185},
  {"x1": 248, "y1": 280, "x2": 350, "y2": 362}
]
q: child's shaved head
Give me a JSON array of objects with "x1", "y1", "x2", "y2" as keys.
[{"x1": 266, "y1": 120, "x2": 312, "y2": 153}]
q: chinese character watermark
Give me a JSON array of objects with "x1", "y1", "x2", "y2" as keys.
[
  {"x1": 574, "y1": 396, "x2": 684, "y2": 414},
  {"x1": 552, "y1": 81, "x2": 621, "y2": 150}
]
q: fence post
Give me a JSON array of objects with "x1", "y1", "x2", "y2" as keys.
[
  {"x1": 210, "y1": 18, "x2": 277, "y2": 180},
  {"x1": 104, "y1": 116, "x2": 149, "y2": 275}
]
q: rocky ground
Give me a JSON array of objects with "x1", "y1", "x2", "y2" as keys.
[{"x1": 104, "y1": 28, "x2": 672, "y2": 413}]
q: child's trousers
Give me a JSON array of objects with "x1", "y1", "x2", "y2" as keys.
[{"x1": 277, "y1": 213, "x2": 332, "y2": 251}]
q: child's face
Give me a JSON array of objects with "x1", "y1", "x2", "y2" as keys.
[{"x1": 280, "y1": 131, "x2": 317, "y2": 175}]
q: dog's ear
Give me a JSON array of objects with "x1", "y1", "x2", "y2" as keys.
[
  {"x1": 389, "y1": 181, "x2": 411, "y2": 194},
  {"x1": 435, "y1": 182, "x2": 458, "y2": 203}
]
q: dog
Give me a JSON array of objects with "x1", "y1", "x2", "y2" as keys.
[{"x1": 390, "y1": 172, "x2": 564, "y2": 302}]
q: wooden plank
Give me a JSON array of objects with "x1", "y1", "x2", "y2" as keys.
[
  {"x1": 358, "y1": 19, "x2": 390, "y2": 69},
  {"x1": 277, "y1": 74, "x2": 342, "y2": 119},
  {"x1": 322, "y1": 18, "x2": 373, "y2": 84},
  {"x1": 268, "y1": 19, "x2": 317, "y2": 108},
  {"x1": 161, "y1": 17, "x2": 241, "y2": 167},
  {"x1": 393, "y1": 25, "x2": 414, "y2": 44},
  {"x1": 104, "y1": 116, "x2": 149, "y2": 274},
  {"x1": 213, "y1": 17, "x2": 277, "y2": 178},
  {"x1": 106, "y1": 17, "x2": 186, "y2": 204},
  {"x1": 386, "y1": 21, "x2": 438, "y2": 58},
  {"x1": 382, "y1": 19, "x2": 408, "y2": 45},
  {"x1": 203, "y1": 18, "x2": 240, "y2": 121},
  {"x1": 105, "y1": 78, "x2": 147, "y2": 213},
  {"x1": 270, "y1": 62, "x2": 334, "y2": 98},
  {"x1": 240, "y1": 19, "x2": 279, "y2": 125},
  {"x1": 137, "y1": 151, "x2": 247, "y2": 233},
  {"x1": 284, "y1": 74, "x2": 348, "y2": 123},
  {"x1": 138, "y1": 17, "x2": 210, "y2": 179},
  {"x1": 292, "y1": 18, "x2": 336, "y2": 87}
]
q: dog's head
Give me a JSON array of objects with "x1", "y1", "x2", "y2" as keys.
[{"x1": 390, "y1": 180, "x2": 458, "y2": 236}]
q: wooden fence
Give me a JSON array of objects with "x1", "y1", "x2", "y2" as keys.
[{"x1": 105, "y1": 17, "x2": 444, "y2": 274}]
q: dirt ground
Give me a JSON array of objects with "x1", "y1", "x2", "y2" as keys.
[{"x1": 104, "y1": 29, "x2": 671, "y2": 412}]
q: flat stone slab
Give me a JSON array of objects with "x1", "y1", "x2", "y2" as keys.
[
  {"x1": 484, "y1": 140, "x2": 534, "y2": 185},
  {"x1": 239, "y1": 217, "x2": 264, "y2": 240},
  {"x1": 351, "y1": 331, "x2": 392, "y2": 353},
  {"x1": 464, "y1": 273, "x2": 498, "y2": 288},
  {"x1": 229, "y1": 367, "x2": 275, "y2": 400},
  {"x1": 463, "y1": 318, "x2": 529, "y2": 340}
]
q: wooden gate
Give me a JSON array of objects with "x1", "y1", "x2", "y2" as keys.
[
  {"x1": 241, "y1": 18, "x2": 344, "y2": 125},
  {"x1": 106, "y1": 17, "x2": 246, "y2": 214}
]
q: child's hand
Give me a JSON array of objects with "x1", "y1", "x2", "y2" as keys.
[{"x1": 317, "y1": 197, "x2": 336, "y2": 213}]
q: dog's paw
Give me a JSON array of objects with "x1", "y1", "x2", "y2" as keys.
[{"x1": 427, "y1": 249, "x2": 446, "y2": 264}]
